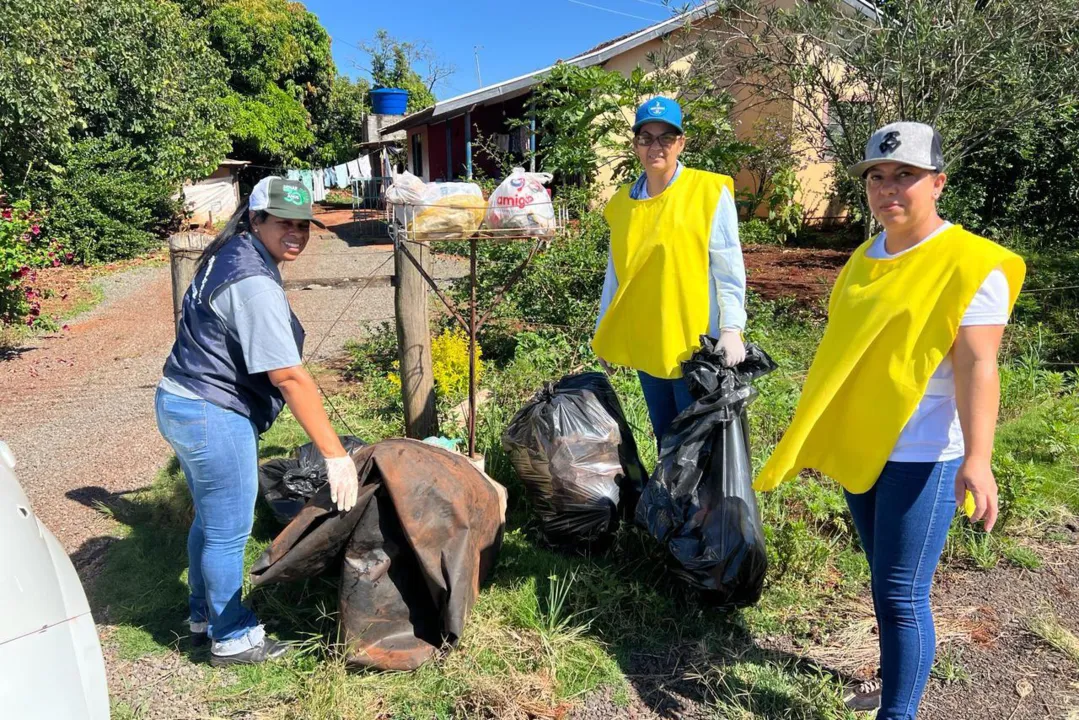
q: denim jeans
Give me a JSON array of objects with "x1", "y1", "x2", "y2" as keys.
[
  {"x1": 844, "y1": 458, "x2": 962, "y2": 720},
  {"x1": 637, "y1": 371, "x2": 695, "y2": 447},
  {"x1": 154, "y1": 388, "x2": 263, "y2": 654}
]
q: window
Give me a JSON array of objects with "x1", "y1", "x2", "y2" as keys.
[{"x1": 411, "y1": 132, "x2": 424, "y2": 178}]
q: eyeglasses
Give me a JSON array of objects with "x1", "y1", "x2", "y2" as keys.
[{"x1": 634, "y1": 132, "x2": 682, "y2": 148}]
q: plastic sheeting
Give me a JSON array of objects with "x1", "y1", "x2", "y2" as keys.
[
  {"x1": 636, "y1": 338, "x2": 777, "y2": 607},
  {"x1": 250, "y1": 439, "x2": 505, "y2": 671},
  {"x1": 257, "y1": 436, "x2": 368, "y2": 524},
  {"x1": 502, "y1": 372, "x2": 646, "y2": 546}
]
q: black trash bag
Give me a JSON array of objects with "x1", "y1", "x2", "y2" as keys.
[
  {"x1": 502, "y1": 372, "x2": 647, "y2": 546},
  {"x1": 636, "y1": 338, "x2": 777, "y2": 607},
  {"x1": 258, "y1": 435, "x2": 367, "y2": 524}
]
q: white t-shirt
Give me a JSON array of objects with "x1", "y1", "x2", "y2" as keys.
[{"x1": 866, "y1": 223, "x2": 1011, "y2": 462}]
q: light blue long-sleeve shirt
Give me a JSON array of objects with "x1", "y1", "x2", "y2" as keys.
[{"x1": 596, "y1": 162, "x2": 747, "y2": 334}]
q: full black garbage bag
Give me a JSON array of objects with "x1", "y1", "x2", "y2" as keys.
[
  {"x1": 502, "y1": 372, "x2": 647, "y2": 546},
  {"x1": 258, "y1": 436, "x2": 367, "y2": 523},
  {"x1": 636, "y1": 338, "x2": 777, "y2": 607},
  {"x1": 250, "y1": 439, "x2": 506, "y2": 671}
]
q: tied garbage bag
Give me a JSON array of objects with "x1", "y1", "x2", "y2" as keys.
[
  {"x1": 258, "y1": 436, "x2": 367, "y2": 524},
  {"x1": 250, "y1": 439, "x2": 505, "y2": 671},
  {"x1": 502, "y1": 372, "x2": 647, "y2": 546},
  {"x1": 636, "y1": 338, "x2": 777, "y2": 607}
]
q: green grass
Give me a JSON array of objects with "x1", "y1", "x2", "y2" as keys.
[
  {"x1": 62, "y1": 281, "x2": 106, "y2": 320},
  {"x1": 930, "y1": 645, "x2": 972, "y2": 685},
  {"x1": 1025, "y1": 610, "x2": 1079, "y2": 669},
  {"x1": 94, "y1": 286, "x2": 1079, "y2": 718}
]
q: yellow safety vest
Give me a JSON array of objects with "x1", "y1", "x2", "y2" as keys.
[
  {"x1": 754, "y1": 225, "x2": 1025, "y2": 494},
  {"x1": 592, "y1": 168, "x2": 735, "y2": 380}
]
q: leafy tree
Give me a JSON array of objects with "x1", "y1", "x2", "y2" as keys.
[
  {"x1": 528, "y1": 63, "x2": 747, "y2": 192},
  {"x1": 225, "y1": 84, "x2": 315, "y2": 164},
  {"x1": 360, "y1": 29, "x2": 453, "y2": 112},
  {"x1": 180, "y1": 0, "x2": 336, "y2": 165},
  {"x1": 0, "y1": 1, "x2": 78, "y2": 188},
  {"x1": 309, "y1": 75, "x2": 371, "y2": 166},
  {"x1": 693, "y1": 0, "x2": 1079, "y2": 241}
]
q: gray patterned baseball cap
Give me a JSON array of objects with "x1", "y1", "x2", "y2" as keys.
[{"x1": 848, "y1": 122, "x2": 945, "y2": 178}]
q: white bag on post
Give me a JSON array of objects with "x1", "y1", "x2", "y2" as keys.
[
  {"x1": 387, "y1": 173, "x2": 486, "y2": 240},
  {"x1": 485, "y1": 168, "x2": 556, "y2": 238}
]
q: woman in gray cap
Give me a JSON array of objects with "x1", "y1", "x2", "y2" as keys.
[
  {"x1": 756, "y1": 122, "x2": 1025, "y2": 717},
  {"x1": 155, "y1": 176, "x2": 359, "y2": 666}
]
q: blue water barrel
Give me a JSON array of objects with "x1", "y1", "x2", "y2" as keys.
[{"x1": 371, "y1": 88, "x2": 409, "y2": 115}]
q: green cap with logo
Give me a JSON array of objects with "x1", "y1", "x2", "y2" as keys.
[{"x1": 249, "y1": 176, "x2": 326, "y2": 228}]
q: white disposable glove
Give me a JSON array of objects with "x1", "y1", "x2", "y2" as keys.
[
  {"x1": 719, "y1": 328, "x2": 747, "y2": 368},
  {"x1": 324, "y1": 454, "x2": 359, "y2": 512}
]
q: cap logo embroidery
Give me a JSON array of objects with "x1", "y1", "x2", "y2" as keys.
[
  {"x1": 879, "y1": 131, "x2": 901, "y2": 154},
  {"x1": 648, "y1": 100, "x2": 666, "y2": 117},
  {"x1": 283, "y1": 186, "x2": 308, "y2": 206}
]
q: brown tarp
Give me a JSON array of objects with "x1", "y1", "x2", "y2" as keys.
[{"x1": 250, "y1": 438, "x2": 505, "y2": 671}]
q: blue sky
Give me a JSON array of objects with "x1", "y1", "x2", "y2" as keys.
[{"x1": 303, "y1": 0, "x2": 679, "y2": 100}]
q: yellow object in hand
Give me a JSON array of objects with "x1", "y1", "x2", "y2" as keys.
[{"x1": 963, "y1": 490, "x2": 976, "y2": 519}]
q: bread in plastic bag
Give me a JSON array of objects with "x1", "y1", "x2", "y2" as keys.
[
  {"x1": 387, "y1": 173, "x2": 486, "y2": 240},
  {"x1": 485, "y1": 168, "x2": 556, "y2": 238},
  {"x1": 412, "y1": 183, "x2": 486, "y2": 240}
]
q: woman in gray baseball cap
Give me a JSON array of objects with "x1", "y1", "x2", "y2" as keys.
[
  {"x1": 154, "y1": 176, "x2": 358, "y2": 666},
  {"x1": 756, "y1": 122, "x2": 1026, "y2": 716}
]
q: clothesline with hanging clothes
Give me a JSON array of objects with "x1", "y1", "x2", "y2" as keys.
[{"x1": 281, "y1": 154, "x2": 377, "y2": 203}]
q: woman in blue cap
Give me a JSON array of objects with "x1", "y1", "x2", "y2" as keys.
[
  {"x1": 592, "y1": 96, "x2": 747, "y2": 446},
  {"x1": 155, "y1": 176, "x2": 360, "y2": 666}
]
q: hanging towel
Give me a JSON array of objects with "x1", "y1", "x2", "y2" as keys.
[
  {"x1": 312, "y1": 171, "x2": 326, "y2": 203},
  {"x1": 323, "y1": 168, "x2": 335, "y2": 189},
  {"x1": 287, "y1": 169, "x2": 302, "y2": 181},
  {"x1": 333, "y1": 164, "x2": 349, "y2": 188},
  {"x1": 358, "y1": 155, "x2": 373, "y2": 179},
  {"x1": 299, "y1": 170, "x2": 314, "y2": 193},
  {"x1": 346, "y1": 160, "x2": 361, "y2": 180}
]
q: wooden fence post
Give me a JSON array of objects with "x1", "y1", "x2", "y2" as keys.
[
  {"x1": 394, "y1": 240, "x2": 438, "y2": 439},
  {"x1": 168, "y1": 232, "x2": 213, "y2": 333}
]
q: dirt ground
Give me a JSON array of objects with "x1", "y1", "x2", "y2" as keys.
[
  {"x1": 568, "y1": 540, "x2": 1079, "y2": 720},
  {"x1": 743, "y1": 244, "x2": 849, "y2": 304}
]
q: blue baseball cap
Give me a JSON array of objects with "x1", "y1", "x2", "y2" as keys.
[{"x1": 632, "y1": 96, "x2": 684, "y2": 134}]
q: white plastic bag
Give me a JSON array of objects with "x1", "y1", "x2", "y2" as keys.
[
  {"x1": 413, "y1": 182, "x2": 486, "y2": 240},
  {"x1": 388, "y1": 173, "x2": 486, "y2": 240},
  {"x1": 385, "y1": 171, "x2": 427, "y2": 205},
  {"x1": 485, "y1": 168, "x2": 556, "y2": 238}
]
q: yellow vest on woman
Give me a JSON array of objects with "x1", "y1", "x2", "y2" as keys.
[
  {"x1": 592, "y1": 168, "x2": 735, "y2": 380},
  {"x1": 754, "y1": 225, "x2": 1025, "y2": 494}
]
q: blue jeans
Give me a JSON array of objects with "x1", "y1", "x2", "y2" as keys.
[
  {"x1": 154, "y1": 388, "x2": 263, "y2": 653},
  {"x1": 638, "y1": 371, "x2": 695, "y2": 447},
  {"x1": 844, "y1": 458, "x2": 962, "y2": 720}
]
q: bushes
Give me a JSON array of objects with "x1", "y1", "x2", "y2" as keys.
[
  {"x1": 39, "y1": 139, "x2": 184, "y2": 264},
  {"x1": 0, "y1": 197, "x2": 65, "y2": 326}
]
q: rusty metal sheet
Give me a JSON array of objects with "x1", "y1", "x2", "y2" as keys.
[{"x1": 250, "y1": 438, "x2": 505, "y2": 671}]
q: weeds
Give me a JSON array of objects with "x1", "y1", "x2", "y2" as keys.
[
  {"x1": 1025, "y1": 610, "x2": 1079, "y2": 668},
  {"x1": 931, "y1": 645, "x2": 973, "y2": 685}
]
